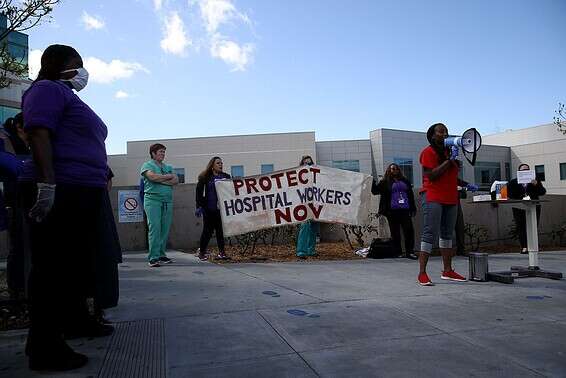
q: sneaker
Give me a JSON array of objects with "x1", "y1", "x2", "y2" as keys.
[
  {"x1": 198, "y1": 253, "x2": 208, "y2": 261},
  {"x1": 148, "y1": 259, "x2": 160, "y2": 267},
  {"x1": 417, "y1": 272, "x2": 433, "y2": 286},
  {"x1": 521, "y1": 248, "x2": 528, "y2": 254},
  {"x1": 441, "y1": 270, "x2": 467, "y2": 282},
  {"x1": 159, "y1": 256, "x2": 173, "y2": 264},
  {"x1": 406, "y1": 253, "x2": 418, "y2": 260}
]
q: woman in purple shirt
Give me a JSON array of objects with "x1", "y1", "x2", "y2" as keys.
[
  {"x1": 22, "y1": 45, "x2": 112, "y2": 371},
  {"x1": 371, "y1": 163, "x2": 418, "y2": 260},
  {"x1": 195, "y1": 157, "x2": 231, "y2": 261}
]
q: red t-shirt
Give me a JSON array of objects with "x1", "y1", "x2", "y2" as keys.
[{"x1": 419, "y1": 146, "x2": 459, "y2": 205}]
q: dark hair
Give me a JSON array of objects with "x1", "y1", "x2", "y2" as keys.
[
  {"x1": 35, "y1": 44, "x2": 81, "y2": 82},
  {"x1": 299, "y1": 155, "x2": 314, "y2": 166},
  {"x1": 518, "y1": 163, "x2": 530, "y2": 170},
  {"x1": 198, "y1": 156, "x2": 222, "y2": 182},
  {"x1": 149, "y1": 143, "x2": 166, "y2": 158},
  {"x1": 426, "y1": 122, "x2": 448, "y2": 163},
  {"x1": 383, "y1": 163, "x2": 406, "y2": 183},
  {"x1": 3, "y1": 113, "x2": 28, "y2": 154}
]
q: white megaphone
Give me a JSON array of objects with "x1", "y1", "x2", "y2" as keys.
[{"x1": 444, "y1": 128, "x2": 482, "y2": 166}]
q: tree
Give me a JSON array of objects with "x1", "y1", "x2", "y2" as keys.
[
  {"x1": 555, "y1": 102, "x2": 566, "y2": 135},
  {"x1": 0, "y1": 0, "x2": 60, "y2": 88}
]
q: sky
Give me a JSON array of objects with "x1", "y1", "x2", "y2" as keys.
[{"x1": 26, "y1": 0, "x2": 566, "y2": 155}]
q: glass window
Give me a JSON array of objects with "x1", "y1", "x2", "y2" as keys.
[
  {"x1": 231, "y1": 165, "x2": 244, "y2": 178},
  {"x1": 173, "y1": 168, "x2": 185, "y2": 184},
  {"x1": 332, "y1": 160, "x2": 360, "y2": 172},
  {"x1": 535, "y1": 165, "x2": 545, "y2": 182},
  {"x1": 261, "y1": 164, "x2": 274, "y2": 174},
  {"x1": 393, "y1": 158, "x2": 414, "y2": 184},
  {"x1": 0, "y1": 105, "x2": 20, "y2": 124},
  {"x1": 560, "y1": 163, "x2": 566, "y2": 181},
  {"x1": 474, "y1": 161, "x2": 501, "y2": 191}
]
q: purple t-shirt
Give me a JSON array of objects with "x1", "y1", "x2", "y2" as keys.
[
  {"x1": 23, "y1": 80, "x2": 108, "y2": 187},
  {"x1": 391, "y1": 180, "x2": 410, "y2": 210}
]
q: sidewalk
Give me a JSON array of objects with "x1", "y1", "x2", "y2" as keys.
[{"x1": 1, "y1": 251, "x2": 565, "y2": 377}]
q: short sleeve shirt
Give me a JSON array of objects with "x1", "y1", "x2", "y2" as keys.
[
  {"x1": 140, "y1": 160, "x2": 174, "y2": 202},
  {"x1": 420, "y1": 146, "x2": 458, "y2": 205},
  {"x1": 23, "y1": 80, "x2": 108, "y2": 187}
]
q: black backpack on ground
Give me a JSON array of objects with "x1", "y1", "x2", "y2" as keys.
[{"x1": 367, "y1": 238, "x2": 401, "y2": 259}]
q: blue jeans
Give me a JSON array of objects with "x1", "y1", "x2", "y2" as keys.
[{"x1": 420, "y1": 193, "x2": 457, "y2": 254}]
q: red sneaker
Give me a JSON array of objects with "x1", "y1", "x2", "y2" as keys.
[
  {"x1": 417, "y1": 272, "x2": 433, "y2": 286},
  {"x1": 441, "y1": 270, "x2": 467, "y2": 282}
]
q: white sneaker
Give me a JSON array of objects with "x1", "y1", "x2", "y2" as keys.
[{"x1": 521, "y1": 248, "x2": 528, "y2": 254}]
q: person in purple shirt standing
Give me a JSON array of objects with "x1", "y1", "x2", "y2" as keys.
[
  {"x1": 195, "y1": 156, "x2": 231, "y2": 261},
  {"x1": 22, "y1": 44, "x2": 113, "y2": 371},
  {"x1": 371, "y1": 163, "x2": 418, "y2": 260}
]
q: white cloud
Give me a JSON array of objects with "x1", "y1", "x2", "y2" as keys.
[
  {"x1": 160, "y1": 12, "x2": 191, "y2": 56},
  {"x1": 153, "y1": 0, "x2": 163, "y2": 11},
  {"x1": 198, "y1": 0, "x2": 250, "y2": 33},
  {"x1": 28, "y1": 50, "x2": 148, "y2": 83},
  {"x1": 28, "y1": 49, "x2": 43, "y2": 79},
  {"x1": 84, "y1": 57, "x2": 149, "y2": 84},
  {"x1": 114, "y1": 90, "x2": 130, "y2": 99},
  {"x1": 210, "y1": 35, "x2": 254, "y2": 71},
  {"x1": 81, "y1": 11, "x2": 105, "y2": 30}
]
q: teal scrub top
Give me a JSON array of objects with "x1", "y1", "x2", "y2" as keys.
[{"x1": 140, "y1": 160, "x2": 174, "y2": 202}]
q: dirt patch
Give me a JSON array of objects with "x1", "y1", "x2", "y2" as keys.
[
  {"x1": 0, "y1": 270, "x2": 30, "y2": 332},
  {"x1": 189, "y1": 241, "x2": 363, "y2": 263}
]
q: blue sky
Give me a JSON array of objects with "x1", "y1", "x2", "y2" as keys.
[{"x1": 27, "y1": 0, "x2": 566, "y2": 155}]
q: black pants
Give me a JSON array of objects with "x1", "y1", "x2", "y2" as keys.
[
  {"x1": 25, "y1": 183, "x2": 104, "y2": 354},
  {"x1": 386, "y1": 210, "x2": 415, "y2": 255},
  {"x1": 6, "y1": 183, "x2": 26, "y2": 296},
  {"x1": 512, "y1": 206, "x2": 541, "y2": 249},
  {"x1": 455, "y1": 203, "x2": 465, "y2": 255},
  {"x1": 199, "y1": 209, "x2": 225, "y2": 253}
]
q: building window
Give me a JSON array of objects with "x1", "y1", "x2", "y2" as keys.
[
  {"x1": 332, "y1": 160, "x2": 360, "y2": 172},
  {"x1": 261, "y1": 164, "x2": 274, "y2": 174},
  {"x1": 474, "y1": 162, "x2": 501, "y2": 191},
  {"x1": 231, "y1": 165, "x2": 244, "y2": 178},
  {"x1": 535, "y1": 165, "x2": 545, "y2": 182},
  {"x1": 505, "y1": 162, "x2": 511, "y2": 181},
  {"x1": 561, "y1": 163, "x2": 566, "y2": 180},
  {"x1": 0, "y1": 105, "x2": 21, "y2": 124},
  {"x1": 173, "y1": 168, "x2": 185, "y2": 184},
  {"x1": 393, "y1": 158, "x2": 414, "y2": 184}
]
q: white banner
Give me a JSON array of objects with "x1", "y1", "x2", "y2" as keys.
[{"x1": 215, "y1": 165, "x2": 373, "y2": 236}]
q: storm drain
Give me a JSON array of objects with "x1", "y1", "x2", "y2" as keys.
[{"x1": 98, "y1": 319, "x2": 166, "y2": 378}]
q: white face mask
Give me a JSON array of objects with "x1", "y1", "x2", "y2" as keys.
[{"x1": 60, "y1": 67, "x2": 89, "y2": 92}]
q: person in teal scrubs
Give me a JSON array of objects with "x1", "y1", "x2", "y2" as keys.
[
  {"x1": 296, "y1": 155, "x2": 319, "y2": 258},
  {"x1": 140, "y1": 143, "x2": 179, "y2": 267}
]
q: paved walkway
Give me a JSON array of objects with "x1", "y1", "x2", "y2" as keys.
[{"x1": 1, "y1": 251, "x2": 566, "y2": 377}]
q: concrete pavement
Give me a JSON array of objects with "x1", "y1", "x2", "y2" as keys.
[{"x1": 1, "y1": 250, "x2": 565, "y2": 377}]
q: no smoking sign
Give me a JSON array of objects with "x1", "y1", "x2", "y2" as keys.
[{"x1": 118, "y1": 190, "x2": 143, "y2": 223}]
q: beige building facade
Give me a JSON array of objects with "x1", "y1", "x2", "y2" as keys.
[
  {"x1": 108, "y1": 132, "x2": 317, "y2": 186},
  {"x1": 483, "y1": 124, "x2": 566, "y2": 195}
]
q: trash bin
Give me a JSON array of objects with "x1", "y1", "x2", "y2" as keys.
[{"x1": 469, "y1": 252, "x2": 489, "y2": 281}]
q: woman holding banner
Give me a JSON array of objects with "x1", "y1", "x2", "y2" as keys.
[
  {"x1": 196, "y1": 157, "x2": 231, "y2": 261},
  {"x1": 296, "y1": 155, "x2": 319, "y2": 258}
]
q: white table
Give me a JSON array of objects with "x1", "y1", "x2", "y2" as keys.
[{"x1": 472, "y1": 199, "x2": 562, "y2": 283}]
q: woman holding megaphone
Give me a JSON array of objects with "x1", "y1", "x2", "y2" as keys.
[{"x1": 417, "y1": 123, "x2": 467, "y2": 286}]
